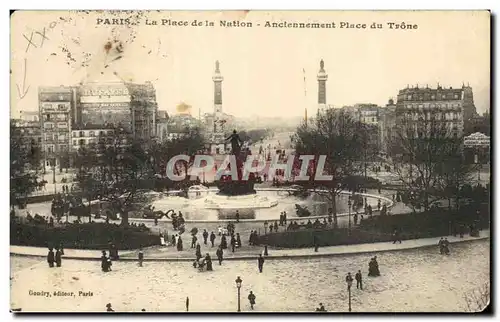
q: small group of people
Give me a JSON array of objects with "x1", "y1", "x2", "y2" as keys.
[
  {"x1": 315, "y1": 303, "x2": 327, "y2": 312},
  {"x1": 47, "y1": 247, "x2": 63, "y2": 268},
  {"x1": 193, "y1": 253, "x2": 213, "y2": 271},
  {"x1": 171, "y1": 211, "x2": 185, "y2": 231},
  {"x1": 368, "y1": 256, "x2": 381, "y2": 277},
  {"x1": 438, "y1": 237, "x2": 451, "y2": 255},
  {"x1": 279, "y1": 211, "x2": 287, "y2": 226},
  {"x1": 248, "y1": 230, "x2": 259, "y2": 246}
]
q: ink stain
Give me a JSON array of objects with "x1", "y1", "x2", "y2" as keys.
[{"x1": 104, "y1": 41, "x2": 113, "y2": 54}]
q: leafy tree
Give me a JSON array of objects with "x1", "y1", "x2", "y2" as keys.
[
  {"x1": 74, "y1": 129, "x2": 153, "y2": 226},
  {"x1": 10, "y1": 121, "x2": 40, "y2": 208},
  {"x1": 292, "y1": 110, "x2": 368, "y2": 227}
]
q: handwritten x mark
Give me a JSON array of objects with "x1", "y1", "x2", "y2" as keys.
[
  {"x1": 23, "y1": 32, "x2": 37, "y2": 53},
  {"x1": 35, "y1": 28, "x2": 49, "y2": 47}
]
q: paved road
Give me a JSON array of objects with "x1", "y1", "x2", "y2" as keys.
[{"x1": 10, "y1": 239, "x2": 490, "y2": 312}]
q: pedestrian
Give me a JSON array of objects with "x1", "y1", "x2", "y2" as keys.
[
  {"x1": 177, "y1": 236, "x2": 183, "y2": 251},
  {"x1": 345, "y1": 272, "x2": 354, "y2": 290},
  {"x1": 106, "y1": 303, "x2": 114, "y2": 312},
  {"x1": 316, "y1": 303, "x2": 326, "y2": 312},
  {"x1": 191, "y1": 234, "x2": 197, "y2": 248},
  {"x1": 313, "y1": 235, "x2": 319, "y2": 252},
  {"x1": 186, "y1": 297, "x2": 189, "y2": 312},
  {"x1": 236, "y1": 233, "x2": 242, "y2": 248},
  {"x1": 283, "y1": 211, "x2": 287, "y2": 225},
  {"x1": 235, "y1": 210, "x2": 240, "y2": 223},
  {"x1": 355, "y1": 270, "x2": 363, "y2": 290},
  {"x1": 47, "y1": 248, "x2": 55, "y2": 268},
  {"x1": 210, "y1": 231, "x2": 216, "y2": 247},
  {"x1": 393, "y1": 229, "x2": 402, "y2": 244},
  {"x1": 231, "y1": 235, "x2": 236, "y2": 253},
  {"x1": 279, "y1": 212, "x2": 283, "y2": 226},
  {"x1": 274, "y1": 221, "x2": 278, "y2": 233},
  {"x1": 258, "y1": 253, "x2": 265, "y2": 273},
  {"x1": 55, "y1": 247, "x2": 62, "y2": 267},
  {"x1": 154, "y1": 217, "x2": 158, "y2": 226},
  {"x1": 138, "y1": 248, "x2": 144, "y2": 267},
  {"x1": 248, "y1": 291, "x2": 256, "y2": 310},
  {"x1": 354, "y1": 213, "x2": 358, "y2": 225},
  {"x1": 216, "y1": 246, "x2": 223, "y2": 265},
  {"x1": 203, "y1": 229, "x2": 209, "y2": 245}
]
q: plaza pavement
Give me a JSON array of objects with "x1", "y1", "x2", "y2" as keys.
[{"x1": 10, "y1": 229, "x2": 489, "y2": 262}]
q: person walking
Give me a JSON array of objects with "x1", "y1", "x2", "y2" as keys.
[
  {"x1": 258, "y1": 254, "x2": 265, "y2": 273},
  {"x1": 138, "y1": 248, "x2": 144, "y2": 267},
  {"x1": 55, "y1": 248, "x2": 62, "y2": 267},
  {"x1": 355, "y1": 270, "x2": 363, "y2": 290},
  {"x1": 216, "y1": 246, "x2": 224, "y2": 265},
  {"x1": 346, "y1": 272, "x2": 354, "y2": 290},
  {"x1": 191, "y1": 234, "x2": 198, "y2": 248},
  {"x1": 248, "y1": 291, "x2": 256, "y2": 310},
  {"x1": 210, "y1": 231, "x2": 216, "y2": 247},
  {"x1": 203, "y1": 229, "x2": 209, "y2": 245},
  {"x1": 235, "y1": 210, "x2": 240, "y2": 223},
  {"x1": 47, "y1": 248, "x2": 55, "y2": 268}
]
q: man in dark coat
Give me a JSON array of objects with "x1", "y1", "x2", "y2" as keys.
[
  {"x1": 191, "y1": 235, "x2": 198, "y2": 248},
  {"x1": 177, "y1": 236, "x2": 183, "y2": 251},
  {"x1": 248, "y1": 291, "x2": 256, "y2": 310},
  {"x1": 203, "y1": 229, "x2": 209, "y2": 245},
  {"x1": 210, "y1": 231, "x2": 216, "y2": 247},
  {"x1": 101, "y1": 251, "x2": 109, "y2": 272},
  {"x1": 205, "y1": 253, "x2": 213, "y2": 271},
  {"x1": 216, "y1": 246, "x2": 223, "y2": 265},
  {"x1": 55, "y1": 248, "x2": 62, "y2": 267},
  {"x1": 355, "y1": 270, "x2": 363, "y2": 290},
  {"x1": 258, "y1": 254, "x2": 265, "y2": 273},
  {"x1": 47, "y1": 248, "x2": 55, "y2": 268},
  {"x1": 230, "y1": 235, "x2": 236, "y2": 253}
]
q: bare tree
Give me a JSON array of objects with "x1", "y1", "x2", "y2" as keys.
[
  {"x1": 293, "y1": 110, "x2": 367, "y2": 227},
  {"x1": 463, "y1": 283, "x2": 490, "y2": 312},
  {"x1": 389, "y1": 117, "x2": 454, "y2": 212}
]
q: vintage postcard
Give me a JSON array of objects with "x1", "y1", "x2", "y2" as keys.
[{"x1": 10, "y1": 10, "x2": 490, "y2": 313}]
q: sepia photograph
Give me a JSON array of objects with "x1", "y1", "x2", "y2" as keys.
[{"x1": 8, "y1": 9, "x2": 491, "y2": 313}]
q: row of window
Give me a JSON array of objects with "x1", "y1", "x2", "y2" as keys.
[
  {"x1": 72, "y1": 130, "x2": 114, "y2": 138},
  {"x1": 45, "y1": 144, "x2": 68, "y2": 153},
  {"x1": 404, "y1": 112, "x2": 460, "y2": 120},
  {"x1": 43, "y1": 113, "x2": 68, "y2": 121},
  {"x1": 405, "y1": 102, "x2": 461, "y2": 109},
  {"x1": 43, "y1": 122, "x2": 68, "y2": 129},
  {"x1": 406, "y1": 93, "x2": 460, "y2": 101}
]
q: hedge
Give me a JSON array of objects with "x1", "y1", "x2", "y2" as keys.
[{"x1": 10, "y1": 222, "x2": 159, "y2": 250}]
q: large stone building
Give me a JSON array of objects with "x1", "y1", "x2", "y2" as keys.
[
  {"x1": 78, "y1": 80, "x2": 157, "y2": 139},
  {"x1": 395, "y1": 84, "x2": 465, "y2": 138}
]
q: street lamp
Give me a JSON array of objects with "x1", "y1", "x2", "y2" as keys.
[
  {"x1": 235, "y1": 276, "x2": 242, "y2": 312},
  {"x1": 348, "y1": 197, "x2": 352, "y2": 234},
  {"x1": 346, "y1": 273, "x2": 353, "y2": 312},
  {"x1": 475, "y1": 153, "x2": 481, "y2": 184}
]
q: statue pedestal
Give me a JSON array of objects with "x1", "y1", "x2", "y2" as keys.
[{"x1": 216, "y1": 150, "x2": 256, "y2": 196}]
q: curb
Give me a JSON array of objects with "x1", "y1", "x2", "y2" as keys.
[{"x1": 10, "y1": 235, "x2": 489, "y2": 262}]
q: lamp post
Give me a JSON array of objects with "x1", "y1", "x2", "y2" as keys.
[
  {"x1": 235, "y1": 276, "x2": 242, "y2": 312},
  {"x1": 475, "y1": 153, "x2": 481, "y2": 184},
  {"x1": 346, "y1": 273, "x2": 353, "y2": 312},
  {"x1": 348, "y1": 197, "x2": 352, "y2": 235}
]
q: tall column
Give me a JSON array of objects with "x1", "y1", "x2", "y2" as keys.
[
  {"x1": 212, "y1": 61, "x2": 225, "y2": 152},
  {"x1": 317, "y1": 59, "x2": 328, "y2": 115}
]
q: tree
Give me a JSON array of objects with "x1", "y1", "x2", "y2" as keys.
[
  {"x1": 438, "y1": 137, "x2": 479, "y2": 211},
  {"x1": 153, "y1": 127, "x2": 205, "y2": 184},
  {"x1": 74, "y1": 129, "x2": 154, "y2": 226},
  {"x1": 10, "y1": 121, "x2": 39, "y2": 208},
  {"x1": 463, "y1": 283, "x2": 490, "y2": 312},
  {"x1": 292, "y1": 110, "x2": 368, "y2": 227},
  {"x1": 389, "y1": 117, "x2": 465, "y2": 212}
]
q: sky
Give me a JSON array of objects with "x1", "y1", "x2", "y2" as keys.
[{"x1": 10, "y1": 10, "x2": 490, "y2": 119}]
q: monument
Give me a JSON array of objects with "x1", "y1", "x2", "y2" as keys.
[{"x1": 216, "y1": 129, "x2": 257, "y2": 196}]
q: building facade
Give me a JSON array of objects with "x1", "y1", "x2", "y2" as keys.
[
  {"x1": 155, "y1": 110, "x2": 169, "y2": 142},
  {"x1": 379, "y1": 99, "x2": 397, "y2": 154},
  {"x1": 39, "y1": 86, "x2": 77, "y2": 170},
  {"x1": 395, "y1": 85, "x2": 464, "y2": 138}
]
